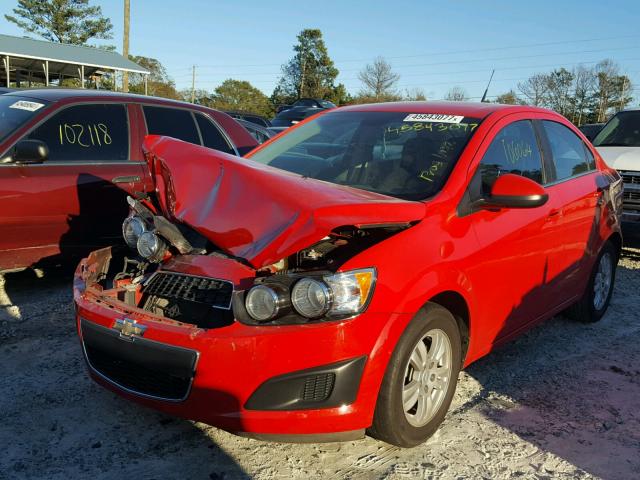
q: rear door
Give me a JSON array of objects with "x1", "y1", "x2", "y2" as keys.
[
  {"x1": 141, "y1": 104, "x2": 238, "y2": 153},
  {"x1": 537, "y1": 119, "x2": 601, "y2": 300},
  {"x1": 0, "y1": 101, "x2": 146, "y2": 269}
]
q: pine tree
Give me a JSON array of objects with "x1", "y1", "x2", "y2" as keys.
[
  {"x1": 5, "y1": 0, "x2": 113, "y2": 45},
  {"x1": 272, "y1": 29, "x2": 345, "y2": 105}
]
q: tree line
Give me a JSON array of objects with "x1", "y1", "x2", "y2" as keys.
[{"x1": 4, "y1": 1, "x2": 636, "y2": 124}]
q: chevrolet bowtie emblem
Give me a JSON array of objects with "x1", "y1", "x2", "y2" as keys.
[{"x1": 113, "y1": 318, "x2": 146, "y2": 339}]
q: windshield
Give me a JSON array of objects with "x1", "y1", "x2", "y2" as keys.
[
  {"x1": 0, "y1": 95, "x2": 49, "y2": 143},
  {"x1": 248, "y1": 111, "x2": 481, "y2": 200},
  {"x1": 593, "y1": 111, "x2": 640, "y2": 147}
]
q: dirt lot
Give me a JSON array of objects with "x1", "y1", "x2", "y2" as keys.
[{"x1": 2, "y1": 228, "x2": 639, "y2": 480}]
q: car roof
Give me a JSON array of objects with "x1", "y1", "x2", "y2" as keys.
[
  {"x1": 3, "y1": 88, "x2": 196, "y2": 109},
  {"x1": 338, "y1": 101, "x2": 551, "y2": 119}
]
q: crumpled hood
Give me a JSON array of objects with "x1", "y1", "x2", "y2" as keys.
[
  {"x1": 596, "y1": 146, "x2": 640, "y2": 171},
  {"x1": 143, "y1": 136, "x2": 426, "y2": 268}
]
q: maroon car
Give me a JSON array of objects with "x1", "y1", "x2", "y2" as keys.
[{"x1": 0, "y1": 89, "x2": 258, "y2": 271}]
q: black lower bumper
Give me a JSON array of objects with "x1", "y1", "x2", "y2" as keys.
[
  {"x1": 244, "y1": 356, "x2": 367, "y2": 411},
  {"x1": 80, "y1": 319, "x2": 198, "y2": 401}
]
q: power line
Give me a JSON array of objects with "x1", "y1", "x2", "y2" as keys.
[
  {"x1": 171, "y1": 46, "x2": 640, "y2": 80},
  {"x1": 174, "y1": 34, "x2": 640, "y2": 70}
]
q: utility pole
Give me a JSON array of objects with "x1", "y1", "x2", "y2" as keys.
[
  {"x1": 122, "y1": 0, "x2": 130, "y2": 92},
  {"x1": 299, "y1": 57, "x2": 306, "y2": 99},
  {"x1": 619, "y1": 77, "x2": 628, "y2": 111},
  {"x1": 191, "y1": 65, "x2": 196, "y2": 103}
]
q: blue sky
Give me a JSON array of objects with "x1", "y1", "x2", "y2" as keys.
[{"x1": 1, "y1": 0, "x2": 640, "y2": 101}]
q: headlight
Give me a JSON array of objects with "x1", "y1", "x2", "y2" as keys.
[
  {"x1": 122, "y1": 215, "x2": 146, "y2": 249},
  {"x1": 242, "y1": 268, "x2": 376, "y2": 324},
  {"x1": 245, "y1": 284, "x2": 288, "y2": 321},
  {"x1": 324, "y1": 268, "x2": 376, "y2": 316},
  {"x1": 291, "y1": 278, "x2": 332, "y2": 318},
  {"x1": 137, "y1": 231, "x2": 167, "y2": 262}
]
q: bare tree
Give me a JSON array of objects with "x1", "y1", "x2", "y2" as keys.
[
  {"x1": 358, "y1": 56, "x2": 400, "y2": 99},
  {"x1": 404, "y1": 87, "x2": 426, "y2": 101},
  {"x1": 593, "y1": 59, "x2": 633, "y2": 122},
  {"x1": 444, "y1": 86, "x2": 468, "y2": 101},
  {"x1": 571, "y1": 65, "x2": 596, "y2": 125},
  {"x1": 518, "y1": 74, "x2": 548, "y2": 106}
]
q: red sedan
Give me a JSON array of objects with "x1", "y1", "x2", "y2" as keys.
[
  {"x1": 74, "y1": 102, "x2": 622, "y2": 447},
  {"x1": 0, "y1": 89, "x2": 257, "y2": 271}
]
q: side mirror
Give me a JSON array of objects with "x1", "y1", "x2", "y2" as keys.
[
  {"x1": 12, "y1": 139, "x2": 49, "y2": 164},
  {"x1": 477, "y1": 173, "x2": 548, "y2": 210}
]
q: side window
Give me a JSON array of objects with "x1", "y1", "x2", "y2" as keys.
[
  {"x1": 27, "y1": 103, "x2": 128, "y2": 162},
  {"x1": 474, "y1": 120, "x2": 543, "y2": 198},
  {"x1": 143, "y1": 106, "x2": 200, "y2": 145},
  {"x1": 195, "y1": 113, "x2": 235, "y2": 154},
  {"x1": 541, "y1": 121, "x2": 594, "y2": 180}
]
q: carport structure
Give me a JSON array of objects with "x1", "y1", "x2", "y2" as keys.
[{"x1": 0, "y1": 34, "x2": 149, "y2": 92}]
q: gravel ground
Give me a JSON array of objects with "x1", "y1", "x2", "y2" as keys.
[{"x1": 1, "y1": 227, "x2": 639, "y2": 480}]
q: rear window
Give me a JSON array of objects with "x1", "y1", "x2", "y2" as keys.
[
  {"x1": 0, "y1": 96, "x2": 50, "y2": 143},
  {"x1": 143, "y1": 106, "x2": 200, "y2": 144},
  {"x1": 194, "y1": 113, "x2": 235, "y2": 154},
  {"x1": 593, "y1": 111, "x2": 640, "y2": 147},
  {"x1": 542, "y1": 121, "x2": 595, "y2": 180}
]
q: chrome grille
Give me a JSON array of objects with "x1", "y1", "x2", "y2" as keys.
[
  {"x1": 623, "y1": 191, "x2": 640, "y2": 202},
  {"x1": 620, "y1": 171, "x2": 640, "y2": 185}
]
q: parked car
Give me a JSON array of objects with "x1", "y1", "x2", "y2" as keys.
[
  {"x1": 276, "y1": 97, "x2": 336, "y2": 114},
  {"x1": 271, "y1": 98, "x2": 336, "y2": 127},
  {"x1": 0, "y1": 89, "x2": 258, "y2": 271},
  {"x1": 223, "y1": 110, "x2": 271, "y2": 128},
  {"x1": 267, "y1": 126, "x2": 289, "y2": 136},
  {"x1": 74, "y1": 102, "x2": 622, "y2": 448},
  {"x1": 578, "y1": 122, "x2": 605, "y2": 142},
  {"x1": 236, "y1": 118, "x2": 275, "y2": 144},
  {"x1": 593, "y1": 108, "x2": 640, "y2": 221}
]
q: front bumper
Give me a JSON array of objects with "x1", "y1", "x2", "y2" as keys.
[{"x1": 74, "y1": 248, "x2": 410, "y2": 438}]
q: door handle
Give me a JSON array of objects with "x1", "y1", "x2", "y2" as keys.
[
  {"x1": 112, "y1": 175, "x2": 141, "y2": 184},
  {"x1": 546, "y1": 208, "x2": 562, "y2": 221}
]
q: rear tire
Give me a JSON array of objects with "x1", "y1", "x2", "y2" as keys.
[
  {"x1": 565, "y1": 241, "x2": 617, "y2": 323},
  {"x1": 368, "y1": 303, "x2": 461, "y2": 447}
]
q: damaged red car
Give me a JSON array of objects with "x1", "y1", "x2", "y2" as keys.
[{"x1": 74, "y1": 102, "x2": 622, "y2": 447}]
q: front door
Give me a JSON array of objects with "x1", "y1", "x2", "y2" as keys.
[
  {"x1": 464, "y1": 118, "x2": 565, "y2": 344},
  {"x1": 0, "y1": 102, "x2": 146, "y2": 269}
]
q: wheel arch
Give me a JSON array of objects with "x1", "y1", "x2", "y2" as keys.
[
  {"x1": 428, "y1": 291, "x2": 471, "y2": 366},
  {"x1": 607, "y1": 231, "x2": 622, "y2": 259}
]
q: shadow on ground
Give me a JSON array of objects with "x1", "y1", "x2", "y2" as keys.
[
  {"x1": 460, "y1": 258, "x2": 640, "y2": 480},
  {"x1": 0, "y1": 268, "x2": 250, "y2": 480}
]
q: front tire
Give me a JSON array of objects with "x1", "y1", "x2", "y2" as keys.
[
  {"x1": 566, "y1": 241, "x2": 617, "y2": 323},
  {"x1": 368, "y1": 303, "x2": 462, "y2": 447}
]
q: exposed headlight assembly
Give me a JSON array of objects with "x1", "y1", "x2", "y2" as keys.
[
  {"x1": 122, "y1": 215, "x2": 147, "y2": 249},
  {"x1": 245, "y1": 284, "x2": 290, "y2": 321},
  {"x1": 136, "y1": 231, "x2": 168, "y2": 262},
  {"x1": 244, "y1": 268, "x2": 376, "y2": 323}
]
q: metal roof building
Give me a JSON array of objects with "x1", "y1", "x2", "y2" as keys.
[{"x1": 0, "y1": 34, "x2": 149, "y2": 91}]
